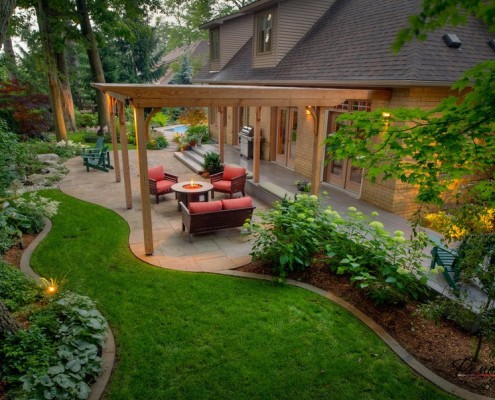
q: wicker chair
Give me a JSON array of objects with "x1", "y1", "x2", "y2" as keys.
[
  {"x1": 148, "y1": 165, "x2": 178, "y2": 204},
  {"x1": 210, "y1": 165, "x2": 246, "y2": 199}
]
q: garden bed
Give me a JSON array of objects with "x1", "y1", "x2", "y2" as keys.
[{"x1": 237, "y1": 259, "x2": 495, "y2": 398}]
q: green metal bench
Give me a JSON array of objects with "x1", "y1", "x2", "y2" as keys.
[
  {"x1": 83, "y1": 146, "x2": 113, "y2": 172},
  {"x1": 430, "y1": 235, "x2": 460, "y2": 291}
]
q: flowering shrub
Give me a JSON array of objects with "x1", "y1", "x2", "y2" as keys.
[
  {"x1": 146, "y1": 136, "x2": 169, "y2": 150},
  {"x1": 55, "y1": 140, "x2": 84, "y2": 158},
  {"x1": 249, "y1": 195, "x2": 435, "y2": 304},
  {"x1": 325, "y1": 206, "x2": 434, "y2": 304},
  {"x1": 249, "y1": 194, "x2": 334, "y2": 279}
]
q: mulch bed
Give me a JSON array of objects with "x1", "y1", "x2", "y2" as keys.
[
  {"x1": 237, "y1": 260, "x2": 495, "y2": 398},
  {"x1": 3, "y1": 234, "x2": 494, "y2": 398}
]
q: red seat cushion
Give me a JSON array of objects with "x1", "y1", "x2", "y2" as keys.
[
  {"x1": 156, "y1": 180, "x2": 174, "y2": 194},
  {"x1": 213, "y1": 180, "x2": 232, "y2": 192},
  {"x1": 221, "y1": 197, "x2": 253, "y2": 210},
  {"x1": 188, "y1": 201, "x2": 223, "y2": 214},
  {"x1": 222, "y1": 165, "x2": 245, "y2": 181},
  {"x1": 148, "y1": 165, "x2": 164, "y2": 181}
]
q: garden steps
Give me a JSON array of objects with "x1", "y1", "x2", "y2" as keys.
[{"x1": 173, "y1": 151, "x2": 203, "y2": 174}]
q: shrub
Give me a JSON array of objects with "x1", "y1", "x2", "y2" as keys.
[
  {"x1": 150, "y1": 112, "x2": 168, "y2": 127},
  {"x1": 294, "y1": 180, "x2": 311, "y2": 193},
  {"x1": 178, "y1": 108, "x2": 207, "y2": 126},
  {"x1": 75, "y1": 112, "x2": 98, "y2": 128},
  {"x1": 0, "y1": 120, "x2": 39, "y2": 196},
  {"x1": 324, "y1": 207, "x2": 432, "y2": 304},
  {"x1": 55, "y1": 140, "x2": 84, "y2": 158},
  {"x1": 0, "y1": 81, "x2": 52, "y2": 138},
  {"x1": 186, "y1": 125, "x2": 209, "y2": 143},
  {"x1": 250, "y1": 194, "x2": 333, "y2": 279},
  {"x1": 0, "y1": 193, "x2": 59, "y2": 254},
  {"x1": 147, "y1": 135, "x2": 169, "y2": 150},
  {"x1": 0, "y1": 261, "x2": 41, "y2": 310},
  {"x1": 202, "y1": 152, "x2": 223, "y2": 175}
]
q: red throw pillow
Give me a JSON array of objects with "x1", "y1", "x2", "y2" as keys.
[
  {"x1": 188, "y1": 201, "x2": 222, "y2": 214},
  {"x1": 221, "y1": 197, "x2": 252, "y2": 210},
  {"x1": 222, "y1": 165, "x2": 245, "y2": 181},
  {"x1": 148, "y1": 165, "x2": 164, "y2": 181}
]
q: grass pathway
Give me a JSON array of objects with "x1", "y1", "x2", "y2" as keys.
[{"x1": 31, "y1": 189, "x2": 454, "y2": 400}]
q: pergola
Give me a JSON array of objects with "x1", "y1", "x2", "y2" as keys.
[{"x1": 92, "y1": 83, "x2": 390, "y2": 256}]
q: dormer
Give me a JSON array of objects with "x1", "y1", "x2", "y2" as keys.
[
  {"x1": 202, "y1": 13, "x2": 253, "y2": 72},
  {"x1": 202, "y1": 0, "x2": 333, "y2": 71}
]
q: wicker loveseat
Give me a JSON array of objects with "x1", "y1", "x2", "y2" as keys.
[{"x1": 180, "y1": 197, "x2": 255, "y2": 243}]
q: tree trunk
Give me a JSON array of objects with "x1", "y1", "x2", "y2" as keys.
[
  {"x1": 0, "y1": 301, "x2": 19, "y2": 339},
  {"x1": 0, "y1": 0, "x2": 16, "y2": 50},
  {"x1": 37, "y1": 0, "x2": 67, "y2": 141},
  {"x1": 3, "y1": 34, "x2": 17, "y2": 81},
  {"x1": 75, "y1": 0, "x2": 109, "y2": 130},
  {"x1": 56, "y1": 50, "x2": 77, "y2": 131}
]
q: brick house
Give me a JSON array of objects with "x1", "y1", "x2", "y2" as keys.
[{"x1": 194, "y1": 0, "x2": 494, "y2": 217}]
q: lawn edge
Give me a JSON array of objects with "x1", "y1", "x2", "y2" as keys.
[
  {"x1": 19, "y1": 218, "x2": 116, "y2": 400},
  {"x1": 217, "y1": 269, "x2": 494, "y2": 400}
]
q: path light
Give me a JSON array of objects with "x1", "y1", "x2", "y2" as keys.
[
  {"x1": 382, "y1": 111, "x2": 391, "y2": 119},
  {"x1": 41, "y1": 277, "x2": 58, "y2": 295}
]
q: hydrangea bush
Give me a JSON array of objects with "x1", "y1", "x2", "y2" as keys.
[{"x1": 249, "y1": 195, "x2": 439, "y2": 304}]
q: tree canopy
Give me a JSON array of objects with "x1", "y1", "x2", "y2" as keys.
[{"x1": 326, "y1": 1, "x2": 495, "y2": 207}]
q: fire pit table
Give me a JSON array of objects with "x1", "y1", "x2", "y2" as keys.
[{"x1": 171, "y1": 181, "x2": 213, "y2": 211}]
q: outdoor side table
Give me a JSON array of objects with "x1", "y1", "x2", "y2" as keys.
[{"x1": 171, "y1": 181, "x2": 213, "y2": 211}]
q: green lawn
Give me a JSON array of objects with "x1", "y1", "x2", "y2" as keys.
[{"x1": 31, "y1": 190, "x2": 455, "y2": 400}]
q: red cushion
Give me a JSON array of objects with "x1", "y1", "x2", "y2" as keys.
[
  {"x1": 213, "y1": 180, "x2": 231, "y2": 192},
  {"x1": 188, "y1": 201, "x2": 222, "y2": 214},
  {"x1": 221, "y1": 197, "x2": 252, "y2": 210},
  {"x1": 148, "y1": 166, "x2": 164, "y2": 181},
  {"x1": 156, "y1": 180, "x2": 174, "y2": 194},
  {"x1": 222, "y1": 165, "x2": 245, "y2": 181}
]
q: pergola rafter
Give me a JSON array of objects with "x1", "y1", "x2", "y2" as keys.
[{"x1": 92, "y1": 83, "x2": 390, "y2": 256}]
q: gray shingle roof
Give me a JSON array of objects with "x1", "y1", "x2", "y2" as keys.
[{"x1": 195, "y1": 0, "x2": 495, "y2": 87}]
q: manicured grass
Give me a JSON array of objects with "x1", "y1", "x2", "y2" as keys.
[{"x1": 31, "y1": 190, "x2": 455, "y2": 400}]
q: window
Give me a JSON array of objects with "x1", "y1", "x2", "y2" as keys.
[
  {"x1": 334, "y1": 100, "x2": 371, "y2": 112},
  {"x1": 210, "y1": 28, "x2": 220, "y2": 61},
  {"x1": 256, "y1": 11, "x2": 273, "y2": 54}
]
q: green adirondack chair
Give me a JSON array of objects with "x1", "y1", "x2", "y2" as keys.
[
  {"x1": 83, "y1": 146, "x2": 113, "y2": 172},
  {"x1": 81, "y1": 136, "x2": 105, "y2": 165}
]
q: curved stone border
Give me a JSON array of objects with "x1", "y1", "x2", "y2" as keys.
[
  {"x1": 218, "y1": 270, "x2": 494, "y2": 400},
  {"x1": 19, "y1": 219, "x2": 115, "y2": 400}
]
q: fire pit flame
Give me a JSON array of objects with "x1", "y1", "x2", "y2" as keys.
[{"x1": 183, "y1": 179, "x2": 203, "y2": 190}]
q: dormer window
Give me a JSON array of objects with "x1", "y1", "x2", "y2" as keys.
[
  {"x1": 210, "y1": 28, "x2": 220, "y2": 61},
  {"x1": 256, "y1": 10, "x2": 273, "y2": 54}
]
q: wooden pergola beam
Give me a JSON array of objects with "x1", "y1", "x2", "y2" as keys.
[{"x1": 92, "y1": 83, "x2": 391, "y2": 256}]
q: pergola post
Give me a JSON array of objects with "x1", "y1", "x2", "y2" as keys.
[
  {"x1": 107, "y1": 95, "x2": 121, "y2": 183},
  {"x1": 134, "y1": 106, "x2": 154, "y2": 255},
  {"x1": 218, "y1": 107, "x2": 225, "y2": 163},
  {"x1": 253, "y1": 106, "x2": 261, "y2": 183},
  {"x1": 118, "y1": 101, "x2": 132, "y2": 209},
  {"x1": 310, "y1": 107, "x2": 326, "y2": 196}
]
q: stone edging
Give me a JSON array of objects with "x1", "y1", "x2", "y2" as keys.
[
  {"x1": 218, "y1": 270, "x2": 495, "y2": 400},
  {"x1": 19, "y1": 219, "x2": 115, "y2": 400}
]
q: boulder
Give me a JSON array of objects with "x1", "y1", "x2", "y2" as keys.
[{"x1": 37, "y1": 153, "x2": 60, "y2": 164}]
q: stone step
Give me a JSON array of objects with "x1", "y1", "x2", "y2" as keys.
[
  {"x1": 182, "y1": 149, "x2": 205, "y2": 166},
  {"x1": 191, "y1": 144, "x2": 218, "y2": 157},
  {"x1": 173, "y1": 151, "x2": 203, "y2": 174}
]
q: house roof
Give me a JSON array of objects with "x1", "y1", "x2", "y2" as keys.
[{"x1": 195, "y1": 0, "x2": 495, "y2": 87}]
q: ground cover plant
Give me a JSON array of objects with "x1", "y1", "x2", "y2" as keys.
[
  {"x1": 0, "y1": 262, "x2": 108, "y2": 400},
  {"x1": 28, "y1": 190, "x2": 455, "y2": 400}
]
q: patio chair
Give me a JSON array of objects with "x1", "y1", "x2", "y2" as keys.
[
  {"x1": 81, "y1": 136, "x2": 105, "y2": 165},
  {"x1": 429, "y1": 235, "x2": 460, "y2": 292},
  {"x1": 210, "y1": 165, "x2": 246, "y2": 199},
  {"x1": 84, "y1": 146, "x2": 113, "y2": 172},
  {"x1": 148, "y1": 165, "x2": 179, "y2": 204}
]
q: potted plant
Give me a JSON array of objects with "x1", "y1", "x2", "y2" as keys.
[{"x1": 201, "y1": 152, "x2": 223, "y2": 178}]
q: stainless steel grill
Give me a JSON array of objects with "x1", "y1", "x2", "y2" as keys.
[{"x1": 238, "y1": 126, "x2": 254, "y2": 159}]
